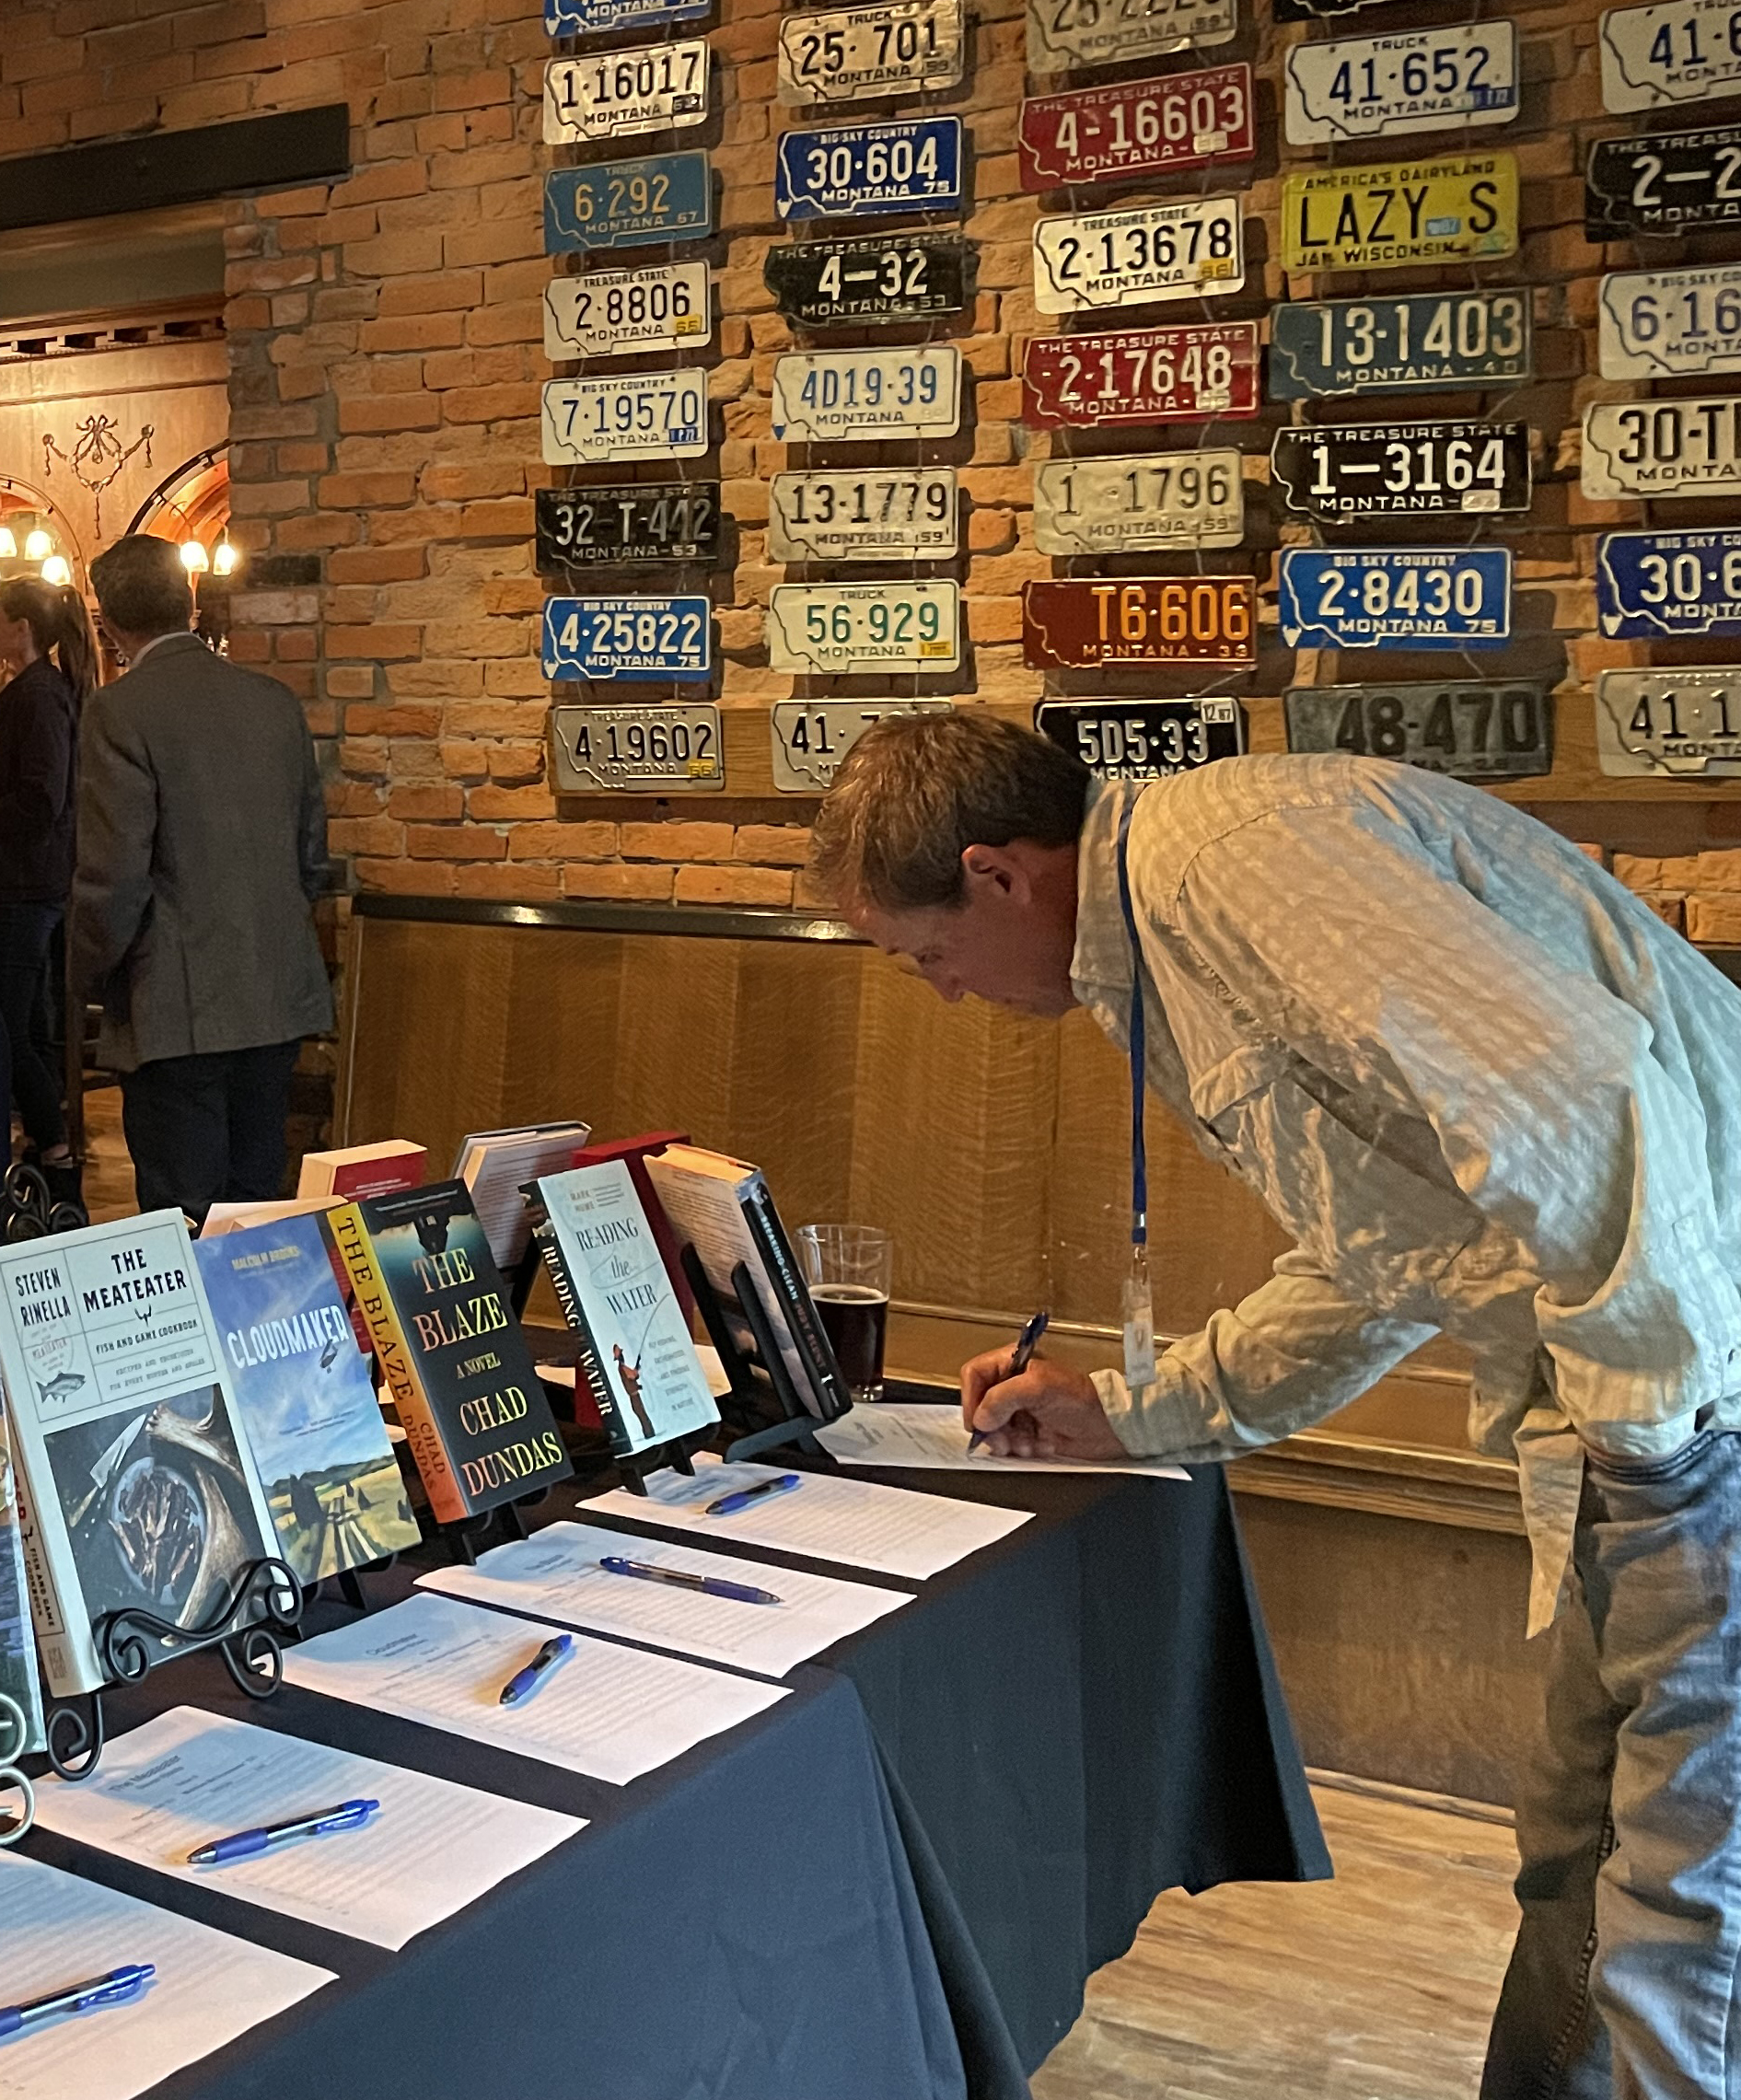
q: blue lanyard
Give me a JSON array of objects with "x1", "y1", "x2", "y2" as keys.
[{"x1": 1114, "y1": 800, "x2": 1147, "y2": 1249}]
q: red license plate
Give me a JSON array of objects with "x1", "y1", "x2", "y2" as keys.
[
  {"x1": 1022, "y1": 321, "x2": 1260, "y2": 431},
  {"x1": 1019, "y1": 64, "x2": 1255, "y2": 191},
  {"x1": 1023, "y1": 578, "x2": 1257, "y2": 668}
]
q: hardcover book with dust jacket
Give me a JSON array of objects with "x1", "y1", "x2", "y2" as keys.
[
  {"x1": 0, "y1": 1212, "x2": 283, "y2": 1699},
  {"x1": 193, "y1": 1214, "x2": 421, "y2": 1586},
  {"x1": 326, "y1": 1181, "x2": 573, "y2": 1526},
  {"x1": 0, "y1": 1394, "x2": 43, "y2": 1754}
]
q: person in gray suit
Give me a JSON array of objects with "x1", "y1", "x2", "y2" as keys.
[{"x1": 73, "y1": 535, "x2": 334, "y2": 1223}]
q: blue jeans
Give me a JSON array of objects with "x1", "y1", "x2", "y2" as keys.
[{"x1": 1483, "y1": 1430, "x2": 1741, "y2": 2100}]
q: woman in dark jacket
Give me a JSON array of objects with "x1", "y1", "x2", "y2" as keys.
[{"x1": 0, "y1": 576, "x2": 98, "y2": 1196}]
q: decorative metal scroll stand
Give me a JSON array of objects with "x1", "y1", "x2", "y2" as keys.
[{"x1": 37, "y1": 1555, "x2": 303, "y2": 1785}]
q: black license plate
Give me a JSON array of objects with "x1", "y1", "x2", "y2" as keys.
[
  {"x1": 1035, "y1": 698, "x2": 1246, "y2": 781},
  {"x1": 535, "y1": 482, "x2": 721, "y2": 570},
  {"x1": 763, "y1": 234, "x2": 974, "y2": 327},
  {"x1": 1271, "y1": 420, "x2": 1530, "y2": 521},
  {"x1": 1587, "y1": 123, "x2": 1741, "y2": 240},
  {"x1": 1284, "y1": 680, "x2": 1551, "y2": 780}
]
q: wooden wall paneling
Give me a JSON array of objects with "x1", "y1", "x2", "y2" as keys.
[
  {"x1": 493, "y1": 923, "x2": 626, "y2": 1143},
  {"x1": 605, "y1": 935, "x2": 749, "y2": 1154}
]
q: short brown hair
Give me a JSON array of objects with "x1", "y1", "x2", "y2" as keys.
[
  {"x1": 810, "y1": 713, "x2": 1090, "y2": 911},
  {"x1": 88, "y1": 534, "x2": 192, "y2": 639}
]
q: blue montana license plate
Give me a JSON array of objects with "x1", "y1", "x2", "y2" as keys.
[
  {"x1": 546, "y1": 0, "x2": 708, "y2": 29},
  {"x1": 1597, "y1": 530, "x2": 1741, "y2": 640},
  {"x1": 1278, "y1": 547, "x2": 1511, "y2": 650},
  {"x1": 544, "y1": 153, "x2": 711, "y2": 257},
  {"x1": 776, "y1": 116, "x2": 963, "y2": 220},
  {"x1": 542, "y1": 596, "x2": 713, "y2": 681}
]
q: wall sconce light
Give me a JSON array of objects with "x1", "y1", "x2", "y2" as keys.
[
  {"x1": 212, "y1": 534, "x2": 238, "y2": 577},
  {"x1": 0, "y1": 528, "x2": 17, "y2": 560},
  {"x1": 23, "y1": 528, "x2": 52, "y2": 563},
  {"x1": 180, "y1": 539, "x2": 209, "y2": 574},
  {"x1": 40, "y1": 555, "x2": 71, "y2": 587}
]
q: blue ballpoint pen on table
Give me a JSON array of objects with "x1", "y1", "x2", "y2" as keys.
[
  {"x1": 598, "y1": 1554, "x2": 783, "y2": 1607},
  {"x1": 499, "y1": 1632, "x2": 575, "y2": 1706},
  {"x1": 0, "y1": 1965, "x2": 156, "y2": 2039},
  {"x1": 186, "y1": 1797, "x2": 379, "y2": 1867},
  {"x1": 968, "y1": 1308, "x2": 1050, "y2": 1452},
  {"x1": 703, "y1": 1472, "x2": 802, "y2": 1519}
]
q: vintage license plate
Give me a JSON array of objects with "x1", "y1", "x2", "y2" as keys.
[
  {"x1": 1587, "y1": 123, "x2": 1741, "y2": 238},
  {"x1": 1596, "y1": 668, "x2": 1741, "y2": 774},
  {"x1": 545, "y1": 0, "x2": 708, "y2": 34},
  {"x1": 543, "y1": 153, "x2": 711, "y2": 257},
  {"x1": 1032, "y1": 451, "x2": 1244, "y2": 554},
  {"x1": 1271, "y1": 420, "x2": 1530, "y2": 520},
  {"x1": 770, "y1": 698, "x2": 953, "y2": 791},
  {"x1": 1597, "y1": 530, "x2": 1741, "y2": 638},
  {"x1": 1275, "y1": 0, "x2": 1388, "y2": 18},
  {"x1": 549, "y1": 704, "x2": 723, "y2": 793},
  {"x1": 764, "y1": 234, "x2": 974, "y2": 327},
  {"x1": 1584, "y1": 397, "x2": 1741, "y2": 497},
  {"x1": 1285, "y1": 24, "x2": 1518, "y2": 145},
  {"x1": 770, "y1": 469, "x2": 957, "y2": 561},
  {"x1": 1023, "y1": 577, "x2": 1256, "y2": 668},
  {"x1": 1023, "y1": 321, "x2": 1259, "y2": 428},
  {"x1": 1027, "y1": 0, "x2": 1236, "y2": 76},
  {"x1": 1018, "y1": 64, "x2": 1255, "y2": 190},
  {"x1": 770, "y1": 344, "x2": 961, "y2": 440},
  {"x1": 542, "y1": 42, "x2": 708, "y2": 146},
  {"x1": 1600, "y1": 0, "x2": 1741, "y2": 112},
  {"x1": 535, "y1": 483, "x2": 721, "y2": 571},
  {"x1": 1601, "y1": 266, "x2": 1741, "y2": 378},
  {"x1": 776, "y1": 117, "x2": 962, "y2": 220},
  {"x1": 1284, "y1": 680, "x2": 1550, "y2": 779},
  {"x1": 1034, "y1": 196, "x2": 1243, "y2": 315},
  {"x1": 541, "y1": 371, "x2": 707, "y2": 464},
  {"x1": 778, "y1": 0, "x2": 964, "y2": 105},
  {"x1": 542, "y1": 596, "x2": 712, "y2": 681},
  {"x1": 1282, "y1": 154, "x2": 1517, "y2": 273},
  {"x1": 543, "y1": 262, "x2": 710, "y2": 362},
  {"x1": 1278, "y1": 548, "x2": 1512, "y2": 650},
  {"x1": 1269, "y1": 290, "x2": 1532, "y2": 400},
  {"x1": 766, "y1": 581, "x2": 960, "y2": 674},
  {"x1": 1036, "y1": 697, "x2": 1245, "y2": 779}
]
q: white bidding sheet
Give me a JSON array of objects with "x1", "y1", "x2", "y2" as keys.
[
  {"x1": 417, "y1": 1520, "x2": 912, "y2": 1677},
  {"x1": 583, "y1": 1458, "x2": 1031, "y2": 1580},
  {"x1": 0, "y1": 1851, "x2": 331, "y2": 2100},
  {"x1": 30, "y1": 1707, "x2": 586, "y2": 1951},
  {"x1": 817, "y1": 1403, "x2": 1190, "y2": 1479},
  {"x1": 282, "y1": 1591, "x2": 787, "y2": 1786}
]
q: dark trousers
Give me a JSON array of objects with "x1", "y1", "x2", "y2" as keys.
[
  {"x1": 121, "y1": 1038, "x2": 302, "y2": 1224},
  {"x1": 0, "y1": 901, "x2": 66, "y2": 1152}
]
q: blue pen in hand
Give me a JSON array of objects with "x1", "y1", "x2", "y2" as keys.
[
  {"x1": 0, "y1": 1965, "x2": 155, "y2": 2039},
  {"x1": 187, "y1": 1798, "x2": 378, "y2": 1866},
  {"x1": 703, "y1": 1472, "x2": 802, "y2": 1519},
  {"x1": 968, "y1": 1308, "x2": 1050, "y2": 1453},
  {"x1": 599, "y1": 1554, "x2": 783, "y2": 1606},
  {"x1": 499, "y1": 1633, "x2": 575, "y2": 1706}
]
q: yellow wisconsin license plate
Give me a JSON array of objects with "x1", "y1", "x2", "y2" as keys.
[{"x1": 1283, "y1": 154, "x2": 1517, "y2": 273}]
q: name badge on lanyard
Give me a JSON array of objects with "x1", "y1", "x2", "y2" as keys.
[{"x1": 1116, "y1": 803, "x2": 1157, "y2": 1394}]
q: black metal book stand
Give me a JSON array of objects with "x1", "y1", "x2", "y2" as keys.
[{"x1": 681, "y1": 1245, "x2": 823, "y2": 1469}]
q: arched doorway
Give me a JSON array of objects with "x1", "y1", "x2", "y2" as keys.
[
  {"x1": 0, "y1": 473, "x2": 86, "y2": 589},
  {"x1": 125, "y1": 443, "x2": 235, "y2": 652}
]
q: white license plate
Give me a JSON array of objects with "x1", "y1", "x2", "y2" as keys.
[
  {"x1": 1032, "y1": 451, "x2": 1244, "y2": 553},
  {"x1": 769, "y1": 345, "x2": 961, "y2": 441},
  {"x1": 770, "y1": 699, "x2": 954, "y2": 791},
  {"x1": 1034, "y1": 196, "x2": 1243, "y2": 314},
  {"x1": 1026, "y1": 0, "x2": 1236, "y2": 75},
  {"x1": 770, "y1": 470, "x2": 958, "y2": 562},
  {"x1": 543, "y1": 42, "x2": 709, "y2": 144},
  {"x1": 1584, "y1": 397, "x2": 1741, "y2": 496},
  {"x1": 1600, "y1": 263, "x2": 1741, "y2": 378},
  {"x1": 1601, "y1": 0, "x2": 1741, "y2": 110},
  {"x1": 544, "y1": 262, "x2": 710, "y2": 361},
  {"x1": 1285, "y1": 23, "x2": 1519, "y2": 143},
  {"x1": 778, "y1": 0, "x2": 964, "y2": 105},
  {"x1": 1596, "y1": 668, "x2": 1741, "y2": 774},
  {"x1": 541, "y1": 372, "x2": 708, "y2": 463},
  {"x1": 549, "y1": 704, "x2": 724, "y2": 792},
  {"x1": 767, "y1": 581, "x2": 960, "y2": 673}
]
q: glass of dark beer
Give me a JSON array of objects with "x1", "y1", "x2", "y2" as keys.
[{"x1": 796, "y1": 1224, "x2": 892, "y2": 1404}]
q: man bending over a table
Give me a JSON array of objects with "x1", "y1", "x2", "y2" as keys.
[{"x1": 810, "y1": 713, "x2": 1741, "y2": 2100}]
